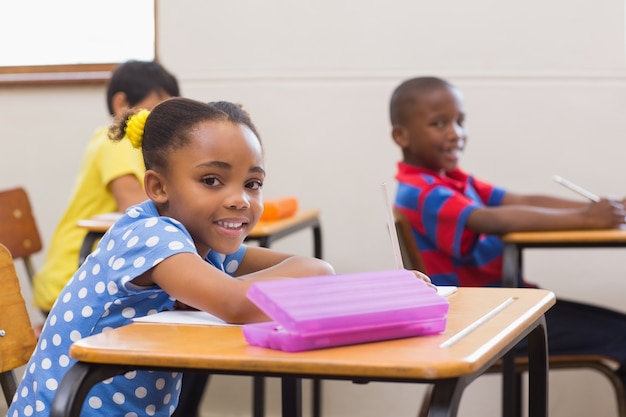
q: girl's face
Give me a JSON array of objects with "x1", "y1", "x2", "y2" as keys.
[
  {"x1": 395, "y1": 86, "x2": 466, "y2": 174},
  {"x1": 156, "y1": 120, "x2": 265, "y2": 256}
]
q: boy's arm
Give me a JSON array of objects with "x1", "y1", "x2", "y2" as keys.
[
  {"x1": 502, "y1": 192, "x2": 587, "y2": 209},
  {"x1": 467, "y1": 198, "x2": 626, "y2": 235}
]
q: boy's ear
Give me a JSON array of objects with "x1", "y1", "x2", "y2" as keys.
[
  {"x1": 392, "y1": 125, "x2": 409, "y2": 148},
  {"x1": 144, "y1": 169, "x2": 168, "y2": 204},
  {"x1": 111, "y1": 92, "x2": 129, "y2": 116}
]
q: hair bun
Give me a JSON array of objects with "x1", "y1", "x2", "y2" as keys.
[{"x1": 125, "y1": 109, "x2": 150, "y2": 148}]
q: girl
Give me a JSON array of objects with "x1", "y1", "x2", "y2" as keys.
[{"x1": 8, "y1": 97, "x2": 335, "y2": 417}]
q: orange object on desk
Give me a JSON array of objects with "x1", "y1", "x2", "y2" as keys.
[{"x1": 260, "y1": 197, "x2": 298, "y2": 221}]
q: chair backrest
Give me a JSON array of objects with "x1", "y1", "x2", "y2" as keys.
[
  {"x1": 393, "y1": 208, "x2": 428, "y2": 273},
  {"x1": 0, "y1": 243, "x2": 37, "y2": 406},
  {"x1": 0, "y1": 187, "x2": 42, "y2": 283}
]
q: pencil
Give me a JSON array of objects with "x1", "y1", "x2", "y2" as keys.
[{"x1": 553, "y1": 175, "x2": 600, "y2": 203}]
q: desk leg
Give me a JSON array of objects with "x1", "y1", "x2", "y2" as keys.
[
  {"x1": 78, "y1": 232, "x2": 101, "y2": 266},
  {"x1": 312, "y1": 378, "x2": 322, "y2": 417},
  {"x1": 426, "y1": 377, "x2": 466, "y2": 417},
  {"x1": 51, "y1": 363, "x2": 130, "y2": 417},
  {"x1": 501, "y1": 316, "x2": 548, "y2": 417},
  {"x1": 253, "y1": 371, "x2": 320, "y2": 417},
  {"x1": 501, "y1": 242, "x2": 525, "y2": 417},
  {"x1": 312, "y1": 223, "x2": 322, "y2": 259},
  {"x1": 258, "y1": 236, "x2": 271, "y2": 248},
  {"x1": 281, "y1": 377, "x2": 302, "y2": 417},
  {"x1": 253, "y1": 376, "x2": 265, "y2": 417},
  {"x1": 502, "y1": 243, "x2": 519, "y2": 288},
  {"x1": 501, "y1": 351, "x2": 521, "y2": 417},
  {"x1": 254, "y1": 221, "x2": 323, "y2": 417},
  {"x1": 255, "y1": 220, "x2": 323, "y2": 260},
  {"x1": 526, "y1": 316, "x2": 549, "y2": 417}
]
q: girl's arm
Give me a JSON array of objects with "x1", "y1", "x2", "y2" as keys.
[
  {"x1": 109, "y1": 174, "x2": 146, "y2": 211},
  {"x1": 234, "y1": 246, "x2": 334, "y2": 279},
  {"x1": 137, "y1": 252, "x2": 271, "y2": 324},
  {"x1": 136, "y1": 249, "x2": 334, "y2": 324}
]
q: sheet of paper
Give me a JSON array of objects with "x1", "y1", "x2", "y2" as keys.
[
  {"x1": 133, "y1": 289, "x2": 456, "y2": 326},
  {"x1": 436, "y1": 286, "x2": 457, "y2": 297},
  {"x1": 133, "y1": 310, "x2": 239, "y2": 326}
]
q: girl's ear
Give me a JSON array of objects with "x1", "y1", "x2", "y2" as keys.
[
  {"x1": 144, "y1": 169, "x2": 168, "y2": 204},
  {"x1": 392, "y1": 125, "x2": 409, "y2": 148}
]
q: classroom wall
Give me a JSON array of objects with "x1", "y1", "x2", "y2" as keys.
[{"x1": 1, "y1": 0, "x2": 626, "y2": 416}]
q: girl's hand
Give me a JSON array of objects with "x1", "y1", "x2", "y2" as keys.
[{"x1": 410, "y1": 270, "x2": 437, "y2": 291}]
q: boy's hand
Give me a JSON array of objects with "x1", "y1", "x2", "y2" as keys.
[
  {"x1": 410, "y1": 270, "x2": 437, "y2": 291},
  {"x1": 585, "y1": 198, "x2": 626, "y2": 228}
]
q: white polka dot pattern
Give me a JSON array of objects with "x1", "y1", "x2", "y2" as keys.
[{"x1": 7, "y1": 200, "x2": 247, "y2": 417}]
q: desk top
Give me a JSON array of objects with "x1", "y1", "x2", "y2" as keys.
[
  {"x1": 502, "y1": 227, "x2": 626, "y2": 244},
  {"x1": 69, "y1": 287, "x2": 554, "y2": 380},
  {"x1": 247, "y1": 208, "x2": 319, "y2": 237},
  {"x1": 76, "y1": 213, "x2": 122, "y2": 233},
  {"x1": 77, "y1": 209, "x2": 320, "y2": 237}
]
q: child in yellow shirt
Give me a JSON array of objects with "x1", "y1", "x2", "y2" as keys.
[{"x1": 33, "y1": 60, "x2": 179, "y2": 313}]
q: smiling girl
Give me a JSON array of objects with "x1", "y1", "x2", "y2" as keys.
[{"x1": 8, "y1": 97, "x2": 334, "y2": 417}]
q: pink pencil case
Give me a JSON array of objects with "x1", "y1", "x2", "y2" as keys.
[{"x1": 242, "y1": 270, "x2": 450, "y2": 352}]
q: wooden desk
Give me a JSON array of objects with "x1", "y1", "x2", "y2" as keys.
[
  {"x1": 77, "y1": 208, "x2": 322, "y2": 266},
  {"x1": 500, "y1": 228, "x2": 626, "y2": 410},
  {"x1": 498, "y1": 227, "x2": 626, "y2": 416},
  {"x1": 50, "y1": 288, "x2": 555, "y2": 417},
  {"x1": 76, "y1": 213, "x2": 121, "y2": 266},
  {"x1": 76, "y1": 209, "x2": 323, "y2": 417},
  {"x1": 501, "y1": 227, "x2": 626, "y2": 288}
]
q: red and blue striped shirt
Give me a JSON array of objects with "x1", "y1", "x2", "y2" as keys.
[{"x1": 395, "y1": 162, "x2": 528, "y2": 287}]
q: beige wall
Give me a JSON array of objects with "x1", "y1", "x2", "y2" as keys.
[{"x1": 1, "y1": 0, "x2": 626, "y2": 415}]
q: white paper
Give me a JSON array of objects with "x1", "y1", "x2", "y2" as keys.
[
  {"x1": 436, "y1": 286, "x2": 457, "y2": 297},
  {"x1": 133, "y1": 310, "x2": 239, "y2": 326}
]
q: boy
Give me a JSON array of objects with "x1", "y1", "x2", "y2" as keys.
[{"x1": 390, "y1": 76, "x2": 626, "y2": 388}]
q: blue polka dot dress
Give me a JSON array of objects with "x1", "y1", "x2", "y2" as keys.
[{"x1": 8, "y1": 200, "x2": 246, "y2": 417}]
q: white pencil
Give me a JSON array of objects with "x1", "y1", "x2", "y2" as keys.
[
  {"x1": 553, "y1": 175, "x2": 600, "y2": 203},
  {"x1": 439, "y1": 298, "x2": 515, "y2": 347}
]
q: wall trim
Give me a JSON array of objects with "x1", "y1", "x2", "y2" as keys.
[{"x1": 181, "y1": 69, "x2": 626, "y2": 84}]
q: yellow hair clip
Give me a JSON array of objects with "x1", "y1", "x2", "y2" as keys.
[{"x1": 125, "y1": 109, "x2": 150, "y2": 148}]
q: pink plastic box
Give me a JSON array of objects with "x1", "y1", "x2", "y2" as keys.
[{"x1": 242, "y1": 269, "x2": 450, "y2": 352}]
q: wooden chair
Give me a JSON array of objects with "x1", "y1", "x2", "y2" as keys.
[
  {"x1": 393, "y1": 208, "x2": 428, "y2": 273},
  {"x1": 392, "y1": 208, "x2": 626, "y2": 417},
  {"x1": 0, "y1": 187, "x2": 43, "y2": 284},
  {"x1": 0, "y1": 243, "x2": 38, "y2": 406}
]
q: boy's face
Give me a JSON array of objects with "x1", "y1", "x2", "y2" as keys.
[
  {"x1": 154, "y1": 121, "x2": 265, "y2": 257},
  {"x1": 112, "y1": 90, "x2": 172, "y2": 116},
  {"x1": 393, "y1": 86, "x2": 466, "y2": 174}
]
